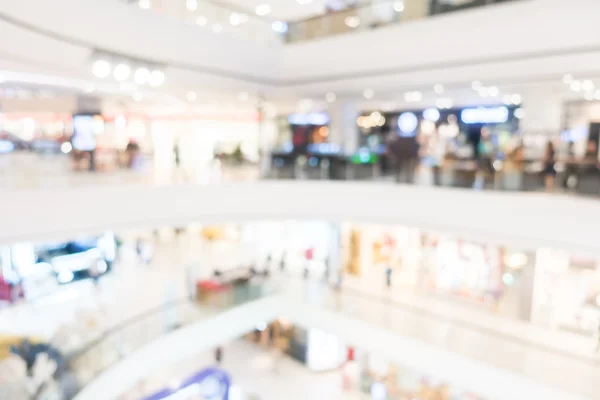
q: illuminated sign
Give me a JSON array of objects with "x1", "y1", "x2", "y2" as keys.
[
  {"x1": 397, "y1": 112, "x2": 418, "y2": 136},
  {"x1": 288, "y1": 112, "x2": 329, "y2": 125},
  {"x1": 460, "y1": 106, "x2": 509, "y2": 124}
]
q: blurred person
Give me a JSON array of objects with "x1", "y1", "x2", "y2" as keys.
[
  {"x1": 173, "y1": 140, "x2": 181, "y2": 168},
  {"x1": 136, "y1": 238, "x2": 153, "y2": 265},
  {"x1": 428, "y1": 133, "x2": 446, "y2": 186},
  {"x1": 387, "y1": 134, "x2": 420, "y2": 184},
  {"x1": 89, "y1": 265, "x2": 101, "y2": 289},
  {"x1": 562, "y1": 141, "x2": 577, "y2": 190},
  {"x1": 215, "y1": 346, "x2": 223, "y2": 365},
  {"x1": 323, "y1": 257, "x2": 330, "y2": 282},
  {"x1": 385, "y1": 266, "x2": 392, "y2": 288},
  {"x1": 475, "y1": 127, "x2": 494, "y2": 189},
  {"x1": 279, "y1": 254, "x2": 286, "y2": 271},
  {"x1": 543, "y1": 141, "x2": 557, "y2": 191}
]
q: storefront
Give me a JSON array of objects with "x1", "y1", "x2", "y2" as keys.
[
  {"x1": 241, "y1": 220, "x2": 340, "y2": 278},
  {"x1": 341, "y1": 223, "x2": 422, "y2": 288},
  {"x1": 342, "y1": 223, "x2": 537, "y2": 321},
  {"x1": 531, "y1": 248, "x2": 600, "y2": 335}
]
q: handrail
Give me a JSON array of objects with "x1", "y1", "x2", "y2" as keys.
[
  {"x1": 2, "y1": 279, "x2": 273, "y2": 400},
  {"x1": 285, "y1": 0, "x2": 521, "y2": 43},
  {"x1": 63, "y1": 297, "x2": 191, "y2": 361},
  {"x1": 118, "y1": 0, "x2": 521, "y2": 44}
]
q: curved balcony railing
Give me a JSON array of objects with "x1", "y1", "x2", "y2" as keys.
[
  {"x1": 1, "y1": 279, "x2": 273, "y2": 400},
  {"x1": 118, "y1": 0, "x2": 520, "y2": 44},
  {"x1": 119, "y1": 0, "x2": 283, "y2": 45}
]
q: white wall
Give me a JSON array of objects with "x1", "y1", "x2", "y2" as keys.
[{"x1": 1, "y1": 182, "x2": 600, "y2": 258}]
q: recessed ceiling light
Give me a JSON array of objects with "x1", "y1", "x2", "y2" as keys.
[
  {"x1": 363, "y1": 88, "x2": 374, "y2": 99},
  {"x1": 345, "y1": 16, "x2": 360, "y2": 28},
  {"x1": 502, "y1": 95, "x2": 512, "y2": 105},
  {"x1": 562, "y1": 73, "x2": 574, "y2": 84},
  {"x1": 570, "y1": 81, "x2": 582, "y2": 92},
  {"x1": 471, "y1": 80, "x2": 482, "y2": 90},
  {"x1": 229, "y1": 13, "x2": 247, "y2": 26},
  {"x1": 138, "y1": 0, "x2": 150, "y2": 9},
  {"x1": 393, "y1": 1, "x2": 404, "y2": 12},
  {"x1": 256, "y1": 4, "x2": 272, "y2": 16},
  {"x1": 134, "y1": 67, "x2": 150, "y2": 85},
  {"x1": 404, "y1": 91, "x2": 423, "y2": 102},
  {"x1": 239, "y1": 92, "x2": 249, "y2": 101},
  {"x1": 434, "y1": 84, "x2": 444, "y2": 94},
  {"x1": 186, "y1": 91, "x2": 197, "y2": 101},
  {"x1": 582, "y1": 80, "x2": 595, "y2": 91},
  {"x1": 114, "y1": 63, "x2": 131, "y2": 81},
  {"x1": 487, "y1": 86, "x2": 499, "y2": 97},
  {"x1": 92, "y1": 59, "x2": 111, "y2": 78},
  {"x1": 510, "y1": 93, "x2": 522, "y2": 105},
  {"x1": 196, "y1": 16, "x2": 208, "y2": 26},
  {"x1": 186, "y1": 0, "x2": 198, "y2": 11},
  {"x1": 325, "y1": 92, "x2": 336, "y2": 103},
  {"x1": 149, "y1": 70, "x2": 165, "y2": 86}
]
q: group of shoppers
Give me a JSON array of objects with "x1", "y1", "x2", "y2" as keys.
[{"x1": 385, "y1": 129, "x2": 600, "y2": 192}]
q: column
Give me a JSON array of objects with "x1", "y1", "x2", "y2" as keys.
[
  {"x1": 328, "y1": 100, "x2": 359, "y2": 154},
  {"x1": 519, "y1": 90, "x2": 563, "y2": 135}
]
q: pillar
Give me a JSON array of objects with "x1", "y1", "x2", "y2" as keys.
[
  {"x1": 519, "y1": 90, "x2": 563, "y2": 135},
  {"x1": 328, "y1": 100, "x2": 359, "y2": 154}
]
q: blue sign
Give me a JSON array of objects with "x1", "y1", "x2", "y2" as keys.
[
  {"x1": 141, "y1": 367, "x2": 231, "y2": 400},
  {"x1": 460, "y1": 106, "x2": 509, "y2": 124}
]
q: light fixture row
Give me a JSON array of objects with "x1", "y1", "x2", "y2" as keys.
[
  {"x1": 563, "y1": 74, "x2": 600, "y2": 101},
  {"x1": 91, "y1": 55, "x2": 165, "y2": 87}
]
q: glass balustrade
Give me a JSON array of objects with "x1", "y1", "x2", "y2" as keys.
[
  {"x1": 118, "y1": 0, "x2": 283, "y2": 45},
  {"x1": 118, "y1": 0, "x2": 520, "y2": 44},
  {"x1": 0, "y1": 279, "x2": 274, "y2": 400}
]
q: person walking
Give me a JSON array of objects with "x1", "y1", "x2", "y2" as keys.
[
  {"x1": 388, "y1": 134, "x2": 420, "y2": 184},
  {"x1": 543, "y1": 141, "x2": 557, "y2": 192},
  {"x1": 385, "y1": 266, "x2": 392, "y2": 288},
  {"x1": 214, "y1": 347, "x2": 223, "y2": 365}
]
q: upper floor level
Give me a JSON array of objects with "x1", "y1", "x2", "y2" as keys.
[{"x1": 0, "y1": 0, "x2": 598, "y2": 99}]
